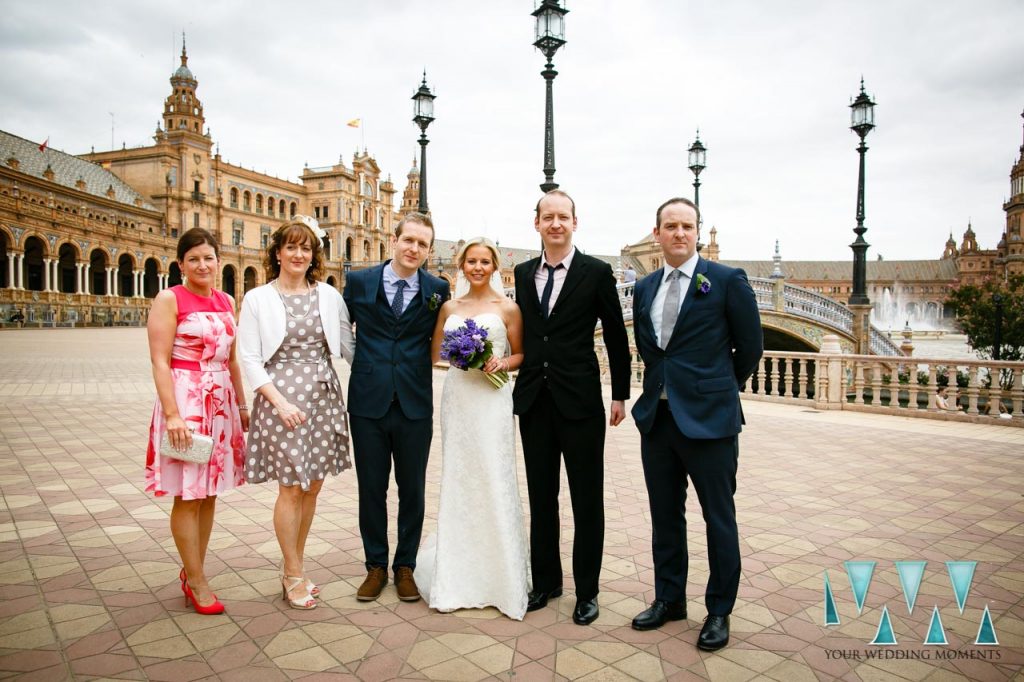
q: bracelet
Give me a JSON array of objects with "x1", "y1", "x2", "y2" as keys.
[{"x1": 237, "y1": 405, "x2": 249, "y2": 411}]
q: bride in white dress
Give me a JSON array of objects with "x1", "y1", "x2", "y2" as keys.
[{"x1": 415, "y1": 237, "x2": 530, "y2": 620}]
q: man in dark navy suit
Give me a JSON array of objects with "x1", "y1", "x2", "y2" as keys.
[
  {"x1": 629, "y1": 198, "x2": 762, "y2": 650},
  {"x1": 343, "y1": 212, "x2": 449, "y2": 603}
]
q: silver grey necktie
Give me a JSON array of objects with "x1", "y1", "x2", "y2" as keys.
[{"x1": 659, "y1": 270, "x2": 682, "y2": 349}]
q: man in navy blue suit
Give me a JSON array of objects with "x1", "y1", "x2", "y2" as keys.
[
  {"x1": 629, "y1": 198, "x2": 762, "y2": 651},
  {"x1": 343, "y1": 212, "x2": 450, "y2": 603}
]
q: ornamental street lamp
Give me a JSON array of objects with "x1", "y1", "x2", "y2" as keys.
[
  {"x1": 688, "y1": 130, "x2": 706, "y2": 227},
  {"x1": 993, "y1": 293, "x2": 1004, "y2": 361},
  {"x1": 848, "y1": 78, "x2": 876, "y2": 306},
  {"x1": 412, "y1": 72, "x2": 436, "y2": 213},
  {"x1": 533, "y1": 0, "x2": 568, "y2": 193}
]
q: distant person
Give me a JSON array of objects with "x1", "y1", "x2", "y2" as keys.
[
  {"x1": 145, "y1": 228, "x2": 247, "y2": 616},
  {"x1": 238, "y1": 217, "x2": 355, "y2": 610},
  {"x1": 936, "y1": 386, "x2": 960, "y2": 412},
  {"x1": 9, "y1": 308, "x2": 25, "y2": 325},
  {"x1": 629, "y1": 198, "x2": 762, "y2": 651}
]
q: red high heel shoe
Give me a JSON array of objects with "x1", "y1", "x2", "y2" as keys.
[{"x1": 183, "y1": 581, "x2": 225, "y2": 615}]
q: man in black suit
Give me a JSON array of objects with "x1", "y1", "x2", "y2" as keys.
[
  {"x1": 513, "y1": 190, "x2": 631, "y2": 625},
  {"x1": 629, "y1": 198, "x2": 762, "y2": 650}
]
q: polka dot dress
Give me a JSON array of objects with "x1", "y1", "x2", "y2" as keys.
[{"x1": 245, "y1": 287, "x2": 351, "y2": 489}]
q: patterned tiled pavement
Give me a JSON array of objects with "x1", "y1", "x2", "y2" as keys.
[{"x1": 0, "y1": 328, "x2": 1022, "y2": 682}]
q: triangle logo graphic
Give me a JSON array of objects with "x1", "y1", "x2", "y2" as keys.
[
  {"x1": 895, "y1": 561, "x2": 927, "y2": 614},
  {"x1": 845, "y1": 561, "x2": 876, "y2": 614},
  {"x1": 870, "y1": 605, "x2": 898, "y2": 645},
  {"x1": 824, "y1": 571, "x2": 840, "y2": 626},
  {"x1": 975, "y1": 605, "x2": 999, "y2": 645},
  {"x1": 923, "y1": 606, "x2": 948, "y2": 645},
  {"x1": 946, "y1": 561, "x2": 976, "y2": 614}
]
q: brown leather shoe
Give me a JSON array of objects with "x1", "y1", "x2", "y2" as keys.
[
  {"x1": 394, "y1": 566, "x2": 421, "y2": 602},
  {"x1": 356, "y1": 567, "x2": 388, "y2": 601}
]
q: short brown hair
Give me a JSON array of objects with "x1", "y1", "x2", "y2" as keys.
[
  {"x1": 535, "y1": 189, "x2": 576, "y2": 218},
  {"x1": 396, "y1": 212, "x2": 434, "y2": 244},
  {"x1": 176, "y1": 227, "x2": 219, "y2": 262},
  {"x1": 265, "y1": 219, "x2": 325, "y2": 284},
  {"x1": 655, "y1": 197, "x2": 700, "y2": 229}
]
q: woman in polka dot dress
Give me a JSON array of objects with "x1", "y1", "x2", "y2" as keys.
[{"x1": 237, "y1": 217, "x2": 354, "y2": 609}]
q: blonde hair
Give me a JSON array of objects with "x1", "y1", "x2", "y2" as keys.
[{"x1": 456, "y1": 237, "x2": 501, "y2": 270}]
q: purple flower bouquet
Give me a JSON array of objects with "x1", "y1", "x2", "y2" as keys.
[{"x1": 439, "y1": 317, "x2": 508, "y2": 389}]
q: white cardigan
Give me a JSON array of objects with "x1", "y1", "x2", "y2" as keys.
[{"x1": 237, "y1": 282, "x2": 354, "y2": 391}]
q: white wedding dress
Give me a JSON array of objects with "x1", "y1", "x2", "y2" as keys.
[{"x1": 414, "y1": 313, "x2": 530, "y2": 620}]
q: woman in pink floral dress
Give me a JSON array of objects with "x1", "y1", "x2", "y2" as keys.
[{"x1": 146, "y1": 228, "x2": 248, "y2": 615}]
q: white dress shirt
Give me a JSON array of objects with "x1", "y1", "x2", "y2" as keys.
[
  {"x1": 534, "y1": 246, "x2": 576, "y2": 311},
  {"x1": 650, "y1": 252, "x2": 699, "y2": 348}
]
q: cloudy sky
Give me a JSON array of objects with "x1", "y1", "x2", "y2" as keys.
[{"x1": 1, "y1": 1, "x2": 1022, "y2": 261}]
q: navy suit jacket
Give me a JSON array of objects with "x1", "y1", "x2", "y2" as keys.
[
  {"x1": 630, "y1": 257, "x2": 763, "y2": 439},
  {"x1": 343, "y1": 263, "x2": 449, "y2": 420}
]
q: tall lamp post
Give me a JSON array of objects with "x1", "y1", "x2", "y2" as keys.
[
  {"x1": 688, "y1": 130, "x2": 706, "y2": 228},
  {"x1": 993, "y1": 293, "x2": 1004, "y2": 361},
  {"x1": 533, "y1": 0, "x2": 568, "y2": 193},
  {"x1": 412, "y1": 72, "x2": 436, "y2": 213},
  {"x1": 848, "y1": 79, "x2": 876, "y2": 307}
]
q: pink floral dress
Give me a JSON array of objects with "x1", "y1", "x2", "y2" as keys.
[{"x1": 145, "y1": 285, "x2": 246, "y2": 500}]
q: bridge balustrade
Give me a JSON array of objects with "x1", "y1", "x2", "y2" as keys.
[{"x1": 592, "y1": 346, "x2": 1024, "y2": 426}]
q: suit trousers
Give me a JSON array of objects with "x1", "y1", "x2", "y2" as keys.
[
  {"x1": 640, "y1": 401, "x2": 740, "y2": 615},
  {"x1": 519, "y1": 386, "x2": 605, "y2": 600},
  {"x1": 350, "y1": 400, "x2": 432, "y2": 570}
]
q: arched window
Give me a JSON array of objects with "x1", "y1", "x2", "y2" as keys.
[
  {"x1": 266, "y1": 197, "x2": 274, "y2": 218},
  {"x1": 279, "y1": 199, "x2": 286, "y2": 216},
  {"x1": 345, "y1": 237, "x2": 353, "y2": 261},
  {"x1": 243, "y1": 191, "x2": 251, "y2": 211},
  {"x1": 363, "y1": 240, "x2": 370, "y2": 262},
  {"x1": 290, "y1": 202, "x2": 297, "y2": 218},
  {"x1": 230, "y1": 187, "x2": 238, "y2": 208},
  {"x1": 255, "y1": 194, "x2": 263, "y2": 214}
]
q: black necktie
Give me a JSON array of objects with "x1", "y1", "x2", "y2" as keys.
[
  {"x1": 391, "y1": 280, "x2": 407, "y2": 318},
  {"x1": 540, "y1": 264, "x2": 561, "y2": 318}
]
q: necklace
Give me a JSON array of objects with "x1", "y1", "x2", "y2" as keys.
[{"x1": 273, "y1": 280, "x2": 313, "y2": 320}]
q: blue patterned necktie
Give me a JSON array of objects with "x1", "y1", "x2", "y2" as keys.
[{"x1": 391, "y1": 280, "x2": 407, "y2": 318}]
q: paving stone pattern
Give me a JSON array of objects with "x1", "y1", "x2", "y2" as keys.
[{"x1": 0, "y1": 329, "x2": 1021, "y2": 681}]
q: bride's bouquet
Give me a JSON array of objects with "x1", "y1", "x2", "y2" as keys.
[{"x1": 439, "y1": 318, "x2": 508, "y2": 389}]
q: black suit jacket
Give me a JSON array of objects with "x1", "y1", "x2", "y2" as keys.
[
  {"x1": 630, "y1": 257, "x2": 763, "y2": 438},
  {"x1": 513, "y1": 252, "x2": 631, "y2": 419}
]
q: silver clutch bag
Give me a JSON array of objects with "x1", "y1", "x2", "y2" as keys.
[{"x1": 160, "y1": 431, "x2": 214, "y2": 464}]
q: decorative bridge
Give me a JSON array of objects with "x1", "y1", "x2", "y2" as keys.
[{"x1": 609, "y1": 277, "x2": 903, "y2": 356}]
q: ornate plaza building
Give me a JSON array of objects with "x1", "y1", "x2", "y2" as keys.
[{"x1": 0, "y1": 41, "x2": 408, "y2": 326}]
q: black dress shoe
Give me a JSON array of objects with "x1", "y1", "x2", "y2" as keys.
[
  {"x1": 697, "y1": 615, "x2": 730, "y2": 651},
  {"x1": 631, "y1": 600, "x2": 687, "y2": 631},
  {"x1": 526, "y1": 587, "x2": 563, "y2": 612},
  {"x1": 572, "y1": 597, "x2": 599, "y2": 625}
]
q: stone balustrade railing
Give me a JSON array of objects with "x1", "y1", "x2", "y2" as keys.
[{"x1": 595, "y1": 345, "x2": 1024, "y2": 426}]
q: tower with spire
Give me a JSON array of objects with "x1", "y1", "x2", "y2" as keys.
[
  {"x1": 401, "y1": 157, "x2": 421, "y2": 215},
  {"x1": 162, "y1": 33, "x2": 206, "y2": 139}
]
